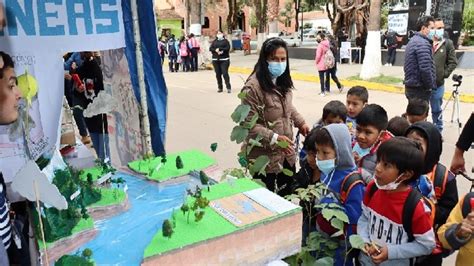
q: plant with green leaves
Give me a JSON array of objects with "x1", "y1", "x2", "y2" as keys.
[
  {"x1": 181, "y1": 186, "x2": 210, "y2": 224},
  {"x1": 81, "y1": 248, "x2": 93, "y2": 260},
  {"x1": 199, "y1": 170, "x2": 210, "y2": 191},
  {"x1": 175, "y1": 156, "x2": 184, "y2": 169},
  {"x1": 162, "y1": 219, "x2": 174, "y2": 239},
  {"x1": 231, "y1": 92, "x2": 293, "y2": 192},
  {"x1": 285, "y1": 183, "x2": 365, "y2": 265},
  {"x1": 210, "y1": 143, "x2": 218, "y2": 152}
]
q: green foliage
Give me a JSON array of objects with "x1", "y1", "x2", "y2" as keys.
[
  {"x1": 175, "y1": 156, "x2": 184, "y2": 169},
  {"x1": 210, "y1": 143, "x2": 218, "y2": 152},
  {"x1": 349, "y1": 234, "x2": 366, "y2": 250},
  {"x1": 82, "y1": 248, "x2": 93, "y2": 260},
  {"x1": 282, "y1": 168, "x2": 294, "y2": 177},
  {"x1": 199, "y1": 170, "x2": 210, "y2": 191},
  {"x1": 182, "y1": 186, "x2": 210, "y2": 224},
  {"x1": 231, "y1": 104, "x2": 251, "y2": 123},
  {"x1": 249, "y1": 155, "x2": 270, "y2": 176},
  {"x1": 230, "y1": 126, "x2": 249, "y2": 144},
  {"x1": 381, "y1": 4, "x2": 389, "y2": 30},
  {"x1": 279, "y1": 0, "x2": 295, "y2": 28},
  {"x1": 162, "y1": 219, "x2": 174, "y2": 239},
  {"x1": 463, "y1": 1, "x2": 474, "y2": 33},
  {"x1": 56, "y1": 254, "x2": 94, "y2": 266},
  {"x1": 237, "y1": 92, "x2": 247, "y2": 100},
  {"x1": 276, "y1": 140, "x2": 289, "y2": 149}
]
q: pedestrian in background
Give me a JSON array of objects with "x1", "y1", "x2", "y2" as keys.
[
  {"x1": 431, "y1": 18, "x2": 457, "y2": 133},
  {"x1": 325, "y1": 34, "x2": 343, "y2": 93},
  {"x1": 166, "y1": 35, "x2": 179, "y2": 72},
  {"x1": 210, "y1": 31, "x2": 231, "y2": 93},
  {"x1": 178, "y1": 36, "x2": 191, "y2": 72},
  {"x1": 385, "y1": 30, "x2": 401, "y2": 66},
  {"x1": 315, "y1": 32, "x2": 330, "y2": 96},
  {"x1": 188, "y1": 33, "x2": 200, "y2": 72},
  {"x1": 404, "y1": 16, "x2": 436, "y2": 102}
]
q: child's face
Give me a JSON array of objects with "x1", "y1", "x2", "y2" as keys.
[
  {"x1": 406, "y1": 131, "x2": 428, "y2": 158},
  {"x1": 346, "y1": 95, "x2": 366, "y2": 118},
  {"x1": 323, "y1": 115, "x2": 345, "y2": 125},
  {"x1": 0, "y1": 67, "x2": 21, "y2": 125},
  {"x1": 356, "y1": 124, "x2": 381, "y2": 149},
  {"x1": 374, "y1": 159, "x2": 405, "y2": 186},
  {"x1": 406, "y1": 113, "x2": 428, "y2": 125},
  {"x1": 316, "y1": 143, "x2": 336, "y2": 161}
]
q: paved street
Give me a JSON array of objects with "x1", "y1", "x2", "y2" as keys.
[{"x1": 162, "y1": 54, "x2": 472, "y2": 265}]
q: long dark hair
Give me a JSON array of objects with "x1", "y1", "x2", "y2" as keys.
[{"x1": 252, "y1": 37, "x2": 293, "y2": 95}]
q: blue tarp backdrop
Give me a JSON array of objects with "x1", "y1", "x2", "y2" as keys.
[{"x1": 122, "y1": 0, "x2": 167, "y2": 156}]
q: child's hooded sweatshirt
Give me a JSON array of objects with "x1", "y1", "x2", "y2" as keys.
[{"x1": 315, "y1": 124, "x2": 365, "y2": 265}]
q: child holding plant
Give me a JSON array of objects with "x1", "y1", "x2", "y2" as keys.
[{"x1": 357, "y1": 137, "x2": 436, "y2": 265}]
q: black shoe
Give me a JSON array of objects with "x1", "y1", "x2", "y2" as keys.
[
  {"x1": 218, "y1": 89, "x2": 223, "y2": 93},
  {"x1": 227, "y1": 89, "x2": 231, "y2": 94}
]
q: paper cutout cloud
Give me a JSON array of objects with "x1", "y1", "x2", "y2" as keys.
[
  {"x1": 83, "y1": 90, "x2": 117, "y2": 118},
  {"x1": 11, "y1": 160, "x2": 68, "y2": 210}
]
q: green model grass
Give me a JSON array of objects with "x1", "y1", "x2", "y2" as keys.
[
  {"x1": 143, "y1": 178, "x2": 262, "y2": 257},
  {"x1": 89, "y1": 188, "x2": 126, "y2": 208},
  {"x1": 128, "y1": 149, "x2": 216, "y2": 182},
  {"x1": 37, "y1": 217, "x2": 94, "y2": 250},
  {"x1": 79, "y1": 166, "x2": 104, "y2": 182},
  {"x1": 55, "y1": 255, "x2": 95, "y2": 266}
]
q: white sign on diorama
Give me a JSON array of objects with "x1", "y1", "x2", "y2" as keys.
[
  {"x1": 0, "y1": 0, "x2": 125, "y2": 183},
  {"x1": 388, "y1": 13, "x2": 409, "y2": 35}
]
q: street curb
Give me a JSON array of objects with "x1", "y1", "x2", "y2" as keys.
[{"x1": 228, "y1": 66, "x2": 474, "y2": 103}]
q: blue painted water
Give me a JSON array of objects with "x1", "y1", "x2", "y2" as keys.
[{"x1": 73, "y1": 172, "x2": 188, "y2": 265}]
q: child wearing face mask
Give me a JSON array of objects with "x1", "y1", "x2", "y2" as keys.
[
  {"x1": 357, "y1": 137, "x2": 436, "y2": 266},
  {"x1": 352, "y1": 104, "x2": 393, "y2": 184},
  {"x1": 406, "y1": 121, "x2": 458, "y2": 266},
  {"x1": 313, "y1": 124, "x2": 365, "y2": 265}
]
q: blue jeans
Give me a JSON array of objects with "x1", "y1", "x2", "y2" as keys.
[
  {"x1": 319, "y1": 70, "x2": 328, "y2": 93},
  {"x1": 72, "y1": 96, "x2": 89, "y2": 137},
  {"x1": 430, "y1": 85, "x2": 444, "y2": 132},
  {"x1": 90, "y1": 133, "x2": 110, "y2": 161}
]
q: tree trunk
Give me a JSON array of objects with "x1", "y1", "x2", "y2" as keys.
[
  {"x1": 360, "y1": 0, "x2": 381, "y2": 80},
  {"x1": 294, "y1": 0, "x2": 299, "y2": 32}
]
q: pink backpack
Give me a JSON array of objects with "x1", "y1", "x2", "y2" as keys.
[{"x1": 179, "y1": 43, "x2": 188, "y2": 57}]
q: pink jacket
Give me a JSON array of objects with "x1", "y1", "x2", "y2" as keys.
[{"x1": 315, "y1": 39, "x2": 330, "y2": 71}]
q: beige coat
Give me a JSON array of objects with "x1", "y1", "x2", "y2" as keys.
[{"x1": 241, "y1": 74, "x2": 306, "y2": 174}]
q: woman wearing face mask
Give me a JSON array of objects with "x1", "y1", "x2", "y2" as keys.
[
  {"x1": 210, "y1": 31, "x2": 232, "y2": 93},
  {"x1": 240, "y1": 37, "x2": 310, "y2": 197}
]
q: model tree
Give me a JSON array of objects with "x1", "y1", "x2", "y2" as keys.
[
  {"x1": 175, "y1": 156, "x2": 184, "y2": 169},
  {"x1": 162, "y1": 219, "x2": 174, "y2": 239}
]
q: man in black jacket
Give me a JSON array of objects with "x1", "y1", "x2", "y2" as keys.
[
  {"x1": 210, "y1": 31, "x2": 231, "y2": 93},
  {"x1": 404, "y1": 16, "x2": 436, "y2": 102},
  {"x1": 430, "y1": 18, "x2": 458, "y2": 133}
]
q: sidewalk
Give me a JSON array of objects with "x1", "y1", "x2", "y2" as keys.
[{"x1": 228, "y1": 52, "x2": 474, "y2": 103}]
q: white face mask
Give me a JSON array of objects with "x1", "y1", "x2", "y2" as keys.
[
  {"x1": 217, "y1": 34, "x2": 224, "y2": 40},
  {"x1": 374, "y1": 174, "x2": 404, "y2": 191}
]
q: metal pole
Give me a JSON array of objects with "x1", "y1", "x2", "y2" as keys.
[{"x1": 131, "y1": 0, "x2": 153, "y2": 156}]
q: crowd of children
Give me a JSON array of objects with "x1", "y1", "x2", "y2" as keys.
[{"x1": 292, "y1": 85, "x2": 473, "y2": 266}]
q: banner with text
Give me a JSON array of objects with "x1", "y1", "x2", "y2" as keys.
[{"x1": 0, "y1": 0, "x2": 125, "y2": 182}]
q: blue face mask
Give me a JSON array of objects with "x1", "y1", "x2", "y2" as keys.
[
  {"x1": 316, "y1": 158, "x2": 336, "y2": 176},
  {"x1": 353, "y1": 142, "x2": 371, "y2": 158},
  {"x1": 435, "y1": 29, "x2": 444, "y2": 40},
  {"x1": 428, "y1": 29, "x2": 436, "y2": 40},
  {"x1": 267, "y1": 61, "x2": 287, "y2": 78}
]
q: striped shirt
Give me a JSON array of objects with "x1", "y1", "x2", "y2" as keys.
[{"x1": 0, "y1": 175, "x2": 11, "y2": 249}]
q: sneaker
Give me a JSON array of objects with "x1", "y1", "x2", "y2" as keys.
[
  {"x1": 218, "y1": 88, "x2": 223, "y2": 93},
  {"x1": 319, "y1": 92, "x2": 326, "y2": 96},
  {"x1": 384, "y1": 63, "x2": 389, "y2": 66},
  {"x1": 389, "y1": 63, "x2": 393, "y2": 66},
  {"x1": 227, "y1": 89, "x2": 231, "y2": 94},
  {"x1": 81, "y1": 135, "x2": 91, "y2": 145}
]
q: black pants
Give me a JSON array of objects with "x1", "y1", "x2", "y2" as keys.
[
  {"x1": 387, "y1": 47, "x2": 397, "y2": 65},
  {"x1": 169, "y1": 56, "x2": 178, "y2": 72},
  {"x1": 415, "y1": 253, "x2": 443, "y2": 266},
  {"x1": 405, "y1": 86, "x2": 432, "y2": 102},
  {"x1": 325, "y1": 67, "x2": 342, "y2": 91},
  {"x1": 318, "y1": 70, "x2": 328, "y2": 93},
  {"x1": 190, "y1": 48, "x2": 199, "y2": 71},
  {"x1": 181, "y1": 55, "x2": 191, "y2": 72},
  {"x1": 254, "y1": 160, "x2": 295, "y2": 197},
  {"x1": 212, "y1": 60, "x2": 231, "y2": 91}
]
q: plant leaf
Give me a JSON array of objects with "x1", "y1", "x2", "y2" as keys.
[
  {"x1": 349, "y1": 234, "x2": 366, "y2": 250},
  {"x1": 230, "y1": 126, "x2": 249, "y2": 144},
  {"x1": 231, "y1": 104, "x2": 251, "y2": 123},
  {"x1": 249, "y1": 155, "x2": 270, "y2": 176},
  {"x1": 276, "y1": 140, "x2": 289, "y2": 148},
  {"x1": 282, "y1": 168, "x2": 294, "y2": 177},
  {"x1": 243, "y1": 114, "x2": 259, "y2": 129},
  {"x1": 330, "y1": 230, "x2": 344, "y2": 238},
  {"x1": 237, "y1": 91, "x2": 247, "y2": 100},
  {"x1": 210, "y1": 143, "x2": 218, "y2": 152},
  {"x1": 315, "y1": 257, "x2": 334, "y2": 266},
  {"x1": 331, "y1": 218, "x2": 345, "y2": 231}
]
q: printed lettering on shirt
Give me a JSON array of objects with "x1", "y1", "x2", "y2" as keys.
[{"x1": 369, "y1": 210, "x2": 407, "y2": 246}]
